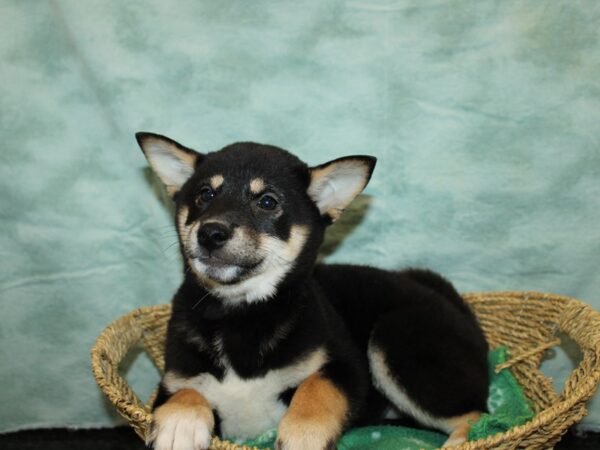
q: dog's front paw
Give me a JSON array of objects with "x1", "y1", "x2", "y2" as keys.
[
  {"x1": 275, "y1": 415, "x2": 338, "y2": 450},
  {"x1": 275, "y1": 373, "x2": 348, "y2": 450},
  {"x1": 149, "y1": 406, "x2": 212, "y2": 450},
  {"x1": 147, "y1": 390, "x2": 214, "y2": 450}
]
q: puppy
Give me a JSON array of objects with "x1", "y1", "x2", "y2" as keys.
[{"x1": 136, "y1": 133, "x2": 489, "y2": 450}]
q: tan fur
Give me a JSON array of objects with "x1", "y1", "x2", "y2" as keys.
[
  {"x1": 154, "y1": 389, "x2": 214, "y2": 425},
  {"x1": 173, "y1": 147, "x2": 197, "y2": 167},
  {"x1": 150, "y1": 389, "x2": 215, "y2": 449},
  {"x1": 308, "y1": 165, "x2": 337, "y2": 220},
  {"x1": 210, "y1": 174, "x2": 224, "y2": 190},
  {"x1": 442, "y1": 411, "x2": 481, "y2": 448},
  {"x1": 276, "y1": 373, "x2": 348, "y2": 450},
  {"x1": 249, "y1": 178, "x2": 265, "y2": 194},
  {"x1": 163, "y1": 348, "x2": 328, "y2": 438},
  {"x1": 176, "y1": 205, "x2": 220, "y2": 289},
  {"x1": 211, "y1": 225, "x2": 308, "y2": 303},
  {"x1": 176, "y1": 205, "x2": 190, "y2": 229}
]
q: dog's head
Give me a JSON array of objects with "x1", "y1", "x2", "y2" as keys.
[{"x1": 137, "y1": 132, "x2": 376, "y2": 305}]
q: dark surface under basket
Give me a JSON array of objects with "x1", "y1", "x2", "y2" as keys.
[{"x1": 0, "y1": 426, "x2": 599, "y2": 450}]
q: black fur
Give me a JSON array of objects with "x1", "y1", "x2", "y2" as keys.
[
  {"x1": 315, "y1": 265, "x2": 489, "y2": 417},
  {"x1": 139, "y1": 134, "x2": 489, "y2": 445}
]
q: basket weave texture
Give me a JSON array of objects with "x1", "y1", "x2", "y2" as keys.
[{"x1": 91, "y1": 292, "x2": 600, "y2": 450}]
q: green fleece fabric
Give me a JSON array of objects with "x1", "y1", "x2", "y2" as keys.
[
  {"x1": 239, "y1": 347, "x2": 533, "y2": 449},
  {"x1": 242, "y1": 427, "x2": 446, "y2": 450},
  {"x1": 469, "y1": 347, "x2": 534, "y2": 440},
  {"x1": 1, "y1": 0, "x2": 599, "y2": 434}
]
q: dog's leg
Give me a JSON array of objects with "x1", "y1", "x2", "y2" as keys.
[
  {"x1": 369, "y1": 345, "x2": 482, "y2": 447},
  {"x1": 441, "y1": 412, "x2": 481, "y2": 448},
  {"x1": 149, "y1": 388, "x2": 214, "y2": 450},
  {"x1": 367, "y1": 308, "x2": 487, "y2": 448},
  {"x1": 276, "y1": 373, "x2": 349, "y2": 450}
]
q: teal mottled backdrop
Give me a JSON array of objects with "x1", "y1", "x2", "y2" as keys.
[{"x1": 1, "y1": 0, "x2": 599, "y2": 432}]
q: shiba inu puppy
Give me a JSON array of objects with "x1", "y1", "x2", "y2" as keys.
[{"x1": 136, "y1": 132, "x2": 489, "y2": 450}]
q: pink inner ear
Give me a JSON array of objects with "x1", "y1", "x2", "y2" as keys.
[
  {"x1": 308, "y1": 161, "x2": 370, "y2": 218},
  {"x1": 140, "y1": 137, "x2": 198, "y2": 194}
]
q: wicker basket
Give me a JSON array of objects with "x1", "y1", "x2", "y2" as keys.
[{"x1": 91, "y1": 292, "x2": 600, "y2": 449}]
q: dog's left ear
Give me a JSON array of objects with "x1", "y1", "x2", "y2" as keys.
[
  {"x1": 308, "y1": 155, "x2": 376, "y2": 223},
  {"x1": 135, "y1": 132, "x2": 202, "y2": 197}
]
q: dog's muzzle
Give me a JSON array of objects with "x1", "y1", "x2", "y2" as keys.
[{"x1": 197, "y1": 222, "x2": 232, "y2": 251}]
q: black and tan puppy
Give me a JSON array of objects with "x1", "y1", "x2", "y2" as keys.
[{"x1": 136, "y1": 133, "x2": 489, "y2": 450}]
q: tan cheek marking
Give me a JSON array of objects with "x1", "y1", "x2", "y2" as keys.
[
  {"x1": 152, "y1": 388, "x2": 215, "y2": 435},
  {"x1": 277, "y1": 373, "x2": 348, "y2": 449},
  {"x1": 249, "y1": 178, "x2": 265, "y2": 194},
  {"x1": 210, "y1": 174, "x2": 224, "y2": 190},
  {"x1": 285, "y1": 225, "x2": 308, "y2": 259},
  {"x1": 177, "y1": 206, "x2": 219, "y2": 289},
  {"x1": 176, "y1": 205, "x2": 190, "y2": 234}
]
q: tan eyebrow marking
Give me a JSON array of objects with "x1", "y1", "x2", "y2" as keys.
[
  {"x1": 210, "y1": 174, "x2": 224, "y2": 189},
  {"x1": 249, "y1": 178, "x2": 265, "y2": 194}
]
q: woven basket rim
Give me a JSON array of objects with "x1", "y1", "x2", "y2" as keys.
[{"x1": 91, "y1": 291, "x2": 600, "y2": 450}]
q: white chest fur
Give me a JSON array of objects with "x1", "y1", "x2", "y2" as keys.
[{"x1": 163, "y1": 349, "x2": 327, "y2": 439}]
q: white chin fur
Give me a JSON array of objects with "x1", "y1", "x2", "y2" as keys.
[
  {"x1": 209, "y1": 226, "x2": 308, "y2": 305},
  {"x1": 211, "y1": 267, "x2": 286, "y2": 304},
  {"x1": 191, "y1": 258, "x2": 241, "y2": 283},
  {"x1": 183, "y1": 222, "x2": 308, "y2": 305}
]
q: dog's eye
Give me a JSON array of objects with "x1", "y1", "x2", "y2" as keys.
[
  {"x1": 257, "y1": 194, "x2": 278, "y2": 210},
  {"x1": 197, "y1": 187, "x2": 215, "y2": 204}
]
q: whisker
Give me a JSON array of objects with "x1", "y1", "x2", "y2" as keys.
[
  {"x1": 162, "y1": 241, "x2": 181, "y2": 254},
  {"x1": 192, "y1": 291, "x2": 211, "y2": 309},
  {"x1": 147, "y1": 225, "x2": 177, "y2": 232},
  {"x1": 150, "y1": 234, "x2": 178, "y2": 241}
]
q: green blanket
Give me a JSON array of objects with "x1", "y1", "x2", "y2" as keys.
[{"x1": 238, "y1": 347, "x2": 533, "y2": 449}]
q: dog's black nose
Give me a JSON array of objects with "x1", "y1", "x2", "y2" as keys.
[{"x1": 198, "y1": 222, "x2": 231, "y2": 251}]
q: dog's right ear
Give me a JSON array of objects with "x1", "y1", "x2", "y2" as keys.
[
  {"x1": 308, "y1": 155, "x2": 376, "y2": 223},
  {"x1": 135, "y1": 132, "x2": 202, "y2": 197}
]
